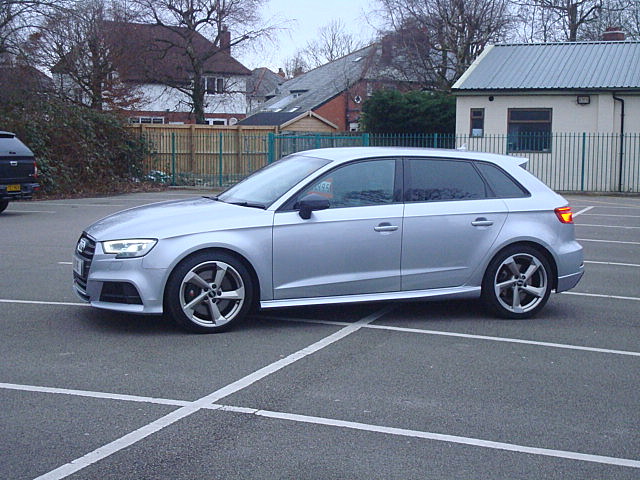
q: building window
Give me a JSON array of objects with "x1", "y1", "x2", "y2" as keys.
[
  {"x1": 507, "y1": 108, "x2": 552, "y2": 152},
  {"x1": 205, "y1": 118, "x2": 227, "y2": 125},
  {"x1": 128, "y1": 116, "x2": 164, "y2": 124},
  {"x1": 203, "y1": 77, "x2": 225, "y2": 95},
  {"x1": 470, "y1": 108, "x2": 484, "y2": 137}
]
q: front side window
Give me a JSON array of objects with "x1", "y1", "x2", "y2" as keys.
[
  {"x1": 299, "y1": 159, "x2": 397, "y2": 208},
  {"x1": 405, "y1": 159, "x2": 487, "y2": 202},
  {"x1": 507, "y1": 108, "x2": 552, "y2": 152}
]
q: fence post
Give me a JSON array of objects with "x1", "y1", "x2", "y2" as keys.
[
  {"x1": 581, "y1": 132, "x2": 586, "y2": 191},
  {"x1": 433, "y1": 133, "x2": 439, "y2": 148},
  {"x1": 362, "y1": 133, "x2": 370, "y2": 146},
  {"x1": 171, "y1": 132, "x2": 176, "y2": 186},
  {"x1": 267, "y1": 132, "x2": 275, "y2": 163},
  {"x1": 218, "y1": 131, "x2": 224, "y2": 187}
]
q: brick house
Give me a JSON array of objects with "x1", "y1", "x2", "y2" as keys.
[
  {"x1": 242, "y1": 39, "x2": 421, "y2": 132},
  {"x1": 52, "y1": 22, "x2": 252, "y2": 125}
]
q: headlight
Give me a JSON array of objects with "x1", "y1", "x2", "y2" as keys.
[{"x1": 102, "y1": 239, "x2": 157, "y2": 258}]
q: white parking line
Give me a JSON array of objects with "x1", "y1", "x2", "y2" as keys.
[
  {"x1": 581, "y1": 213, "x2": 640, "y2": 218},
  {"x1": 259, "y1": 316, "x2": 640, "y2": 357},
  {"x1": 585, "y1": 260, "x2": 640, "y2": 268},
  {"x1": 578, "y1": 238, "x2": 640, "y2": 245},
  {"x1": 576, "y1": 224, "x2": 640, "y2": 229},
  {"x1": 3, "y1": 381, "x2": 638, "y2": 470},
  {"x1": 573, "y1": 206, "x2": 594, "y2": 216},
  {"x1": 33, "y1": 306, "x2": 394, "y2": 480},
  {"x1": 6, "y1": 209, "x2": 56, "y2": 213},
  {"x1": 221, "y1": 407, "x2": 640, "y2": 469},
  {"x1": 562, "y1": 291, "x2": 640, "y2": 302}
]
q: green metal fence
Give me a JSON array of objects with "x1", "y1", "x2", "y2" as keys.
[{"x1": 138, "y1": 129, "x2": 640, "y2": 193}]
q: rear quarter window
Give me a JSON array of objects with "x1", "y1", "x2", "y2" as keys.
[
  {"x1": 404, "y1": 158, "x2": 487, "y2": 202},
  {"x1": 476, "y1": 162, "x2": 529, "y2": 198}
]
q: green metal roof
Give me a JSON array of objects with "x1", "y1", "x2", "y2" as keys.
[{"x1": 453, "y1": 41, "x2": 640, "y2": 91}]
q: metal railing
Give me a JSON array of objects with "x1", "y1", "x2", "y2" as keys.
[{"x1": 135, "y1": 128, "x2": 640, "y2": 193}]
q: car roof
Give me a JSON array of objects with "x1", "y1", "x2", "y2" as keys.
[{"x1": 293, "y1": 147, "x2": 528, "y2": 169}]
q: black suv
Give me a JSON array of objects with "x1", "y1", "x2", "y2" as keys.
[{"x1": 0, "y1": 131, "x2": 39, "y2": 213}]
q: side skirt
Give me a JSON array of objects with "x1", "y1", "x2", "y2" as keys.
[{"x1": 260, "y1": 286, "x2": 481, "y2": 309}]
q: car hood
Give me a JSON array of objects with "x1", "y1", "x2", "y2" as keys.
[{"x1": 85, "y1": 197, "x2": 272, "y2": 240}]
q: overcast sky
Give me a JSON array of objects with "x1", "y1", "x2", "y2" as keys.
[{"x1": 237, "y1": 0, "x2": 380, "y2": 71}]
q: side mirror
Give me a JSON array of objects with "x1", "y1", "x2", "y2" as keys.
[{"x1": 297, "y1": 193, "x2": 330, "y2": 219}]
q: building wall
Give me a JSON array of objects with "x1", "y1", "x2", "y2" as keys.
[
  {"x1": 283, "y1": 117, "x2": 337, "y2": 132},
  {"x1": 139, "y1": 76, "x2": 248, "y2": 116},
  {"x1": 314, "y1": 94, "x2": 347, "y2": 131},
  {"x1": 456, "y1": 92, "x2": 640, "y2": 135}
]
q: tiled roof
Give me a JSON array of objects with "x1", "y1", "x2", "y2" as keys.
[
  {"x1": 237, "y1": 111, "x2": 301, "y2": 126},
  {"x1": 53, "y1": 22, "x2": 251, "y2": 83},
  {"x1": 453, "y1": 41, "x2": 640, "y2": 91},
  {"x1": 257, "y1": 45, "x2": 379, "y2": 113}
]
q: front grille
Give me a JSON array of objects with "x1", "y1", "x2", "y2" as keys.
[{"x1": 73, "y1": 234, "x2": 96, "y2": 295}]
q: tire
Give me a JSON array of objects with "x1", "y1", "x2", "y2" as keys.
[
  {"x1": 165, "y1": 251, "x2": 254, "y2": 333},
  {"x1": 0, "y1": 200, "x2": 9, "y2": 214},
  {"x1": 481, "y1": 245, "x2": 552, "y2": 319}
]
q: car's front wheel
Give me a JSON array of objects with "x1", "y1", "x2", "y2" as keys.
[
  {"x1": 165, "y1": 251, "x2": 254, "y2": 333},
  {"x1": 481, "y1": 245, "x2": 552, "y2": 319}
]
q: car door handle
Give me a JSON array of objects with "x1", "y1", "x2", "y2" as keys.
[
  {"x1": 374, "y1": 223, "x2": 399, "y2": 232},
  {"x1": 471, "y1": 217, "x2": 494, "y2": 227}
]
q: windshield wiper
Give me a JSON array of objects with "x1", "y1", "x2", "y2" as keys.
[
  {"x1": 202, "y1": 195, "x2": 220, "y2": 201},
  {"x1": 228, "y1": 201, "x2": 266, "y2": 209}
]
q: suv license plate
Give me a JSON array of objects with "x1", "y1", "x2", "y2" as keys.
[
  {"x1": 73, "y1": 256, "x2": 84, "y2": 276},
  {"x1": 7, "y1": 184, "x2": 20, "y2": 192}
]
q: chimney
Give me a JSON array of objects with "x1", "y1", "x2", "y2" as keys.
[
  {"x1": 277, "y1": 68, "x2": 286, "y2": 78},
  {"x1": 220, "y1": 25, "x2": 231, "y2": 53},
  {"x1": 602, "y1": 27, "x2": 625, "y2": 41},
  {"x1": 381, "y1": 35, "x2": 393, "y2": 65}
]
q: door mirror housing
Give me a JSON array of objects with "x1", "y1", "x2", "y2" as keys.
[{"x1": 297, "y1": 193, "x2": 330, "y2": 219}]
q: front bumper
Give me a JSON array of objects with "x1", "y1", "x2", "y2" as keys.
[{"x1": 73, "y1": 238, "x2": 167, "y2": 314}]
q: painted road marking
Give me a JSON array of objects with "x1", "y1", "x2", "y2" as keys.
[
  {"x1": 258, "y1": 315, "x2": 640, "y2": 357},
  {"x1": 2, "y1": 381, "x2": 638, "y2": 470},
  {"x1": 585, "y1": 260, "x2": 640, "y2": 268},
  {"x1": 33, "y1": 306, "x2": 394, "y2": 480},
  {"x1": 578, "y1": 238, "x2": 640, "y2": 245},
  {"x1": 573, "y1": 206, "x2": 594, "y2": 216},
  {"x1": 576, "y1": 224, "x2": 640, "y2": 229}
]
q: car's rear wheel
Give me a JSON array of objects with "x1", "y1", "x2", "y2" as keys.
[
  {"x1": 165, "y1": 251, "x2": 254, "y2": 333},
  {"x1": 0, "y1": 200, "x2": 9, "y2": 214},
  {"x1": 481, "y1": 245, "x2": 552, "y2": 319}
]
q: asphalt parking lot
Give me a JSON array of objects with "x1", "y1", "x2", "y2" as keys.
[{"x1": 1, "y1": 190, "x2": 638, "y2": 479}]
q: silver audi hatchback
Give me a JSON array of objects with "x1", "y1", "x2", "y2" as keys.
[{"x1": 73, "y1": 147, "x2": 584, "y2": 333}]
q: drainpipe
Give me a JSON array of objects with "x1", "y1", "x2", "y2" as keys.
[{"x1": 612, "y1": 92, "x2": 625, "y2": 192}]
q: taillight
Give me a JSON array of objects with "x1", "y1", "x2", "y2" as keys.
[{"x1": 555, "y1": 206, "x2": 573, "y2": 224}]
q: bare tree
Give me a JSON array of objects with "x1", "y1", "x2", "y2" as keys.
[
  {"x1": 514, "y1": 0, "x2": 604, "y2": 41},
  {"x1": 303, "y1": 20, "x2": 366, "y2": 68},
  {"x1": 132, "y1": 0, "x2": 276, "y2": 123},
  {"x1": 32, "y1": 0, "x2": 141, "y2": 110},
  {"x1": 0, "y1": 0, "x2": 59, "y2": 58},
  {"x1": 283, "y1": 51, "x2": 309, "y2": 78},
  {"x1": 376, "y1": 0, "x2": 512, "y2": 90}
]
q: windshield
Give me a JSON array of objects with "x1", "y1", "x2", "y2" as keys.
[{"x1": 217, "y1": 154, "x2": 330, "y2": 207}]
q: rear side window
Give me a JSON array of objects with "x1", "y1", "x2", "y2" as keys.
[
  {"x1": 404, "y1": 158, "x2": 487, "y2": 202},
  {"x1": 476, "y1": 162, "x2": 529, "y2": 198}
]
